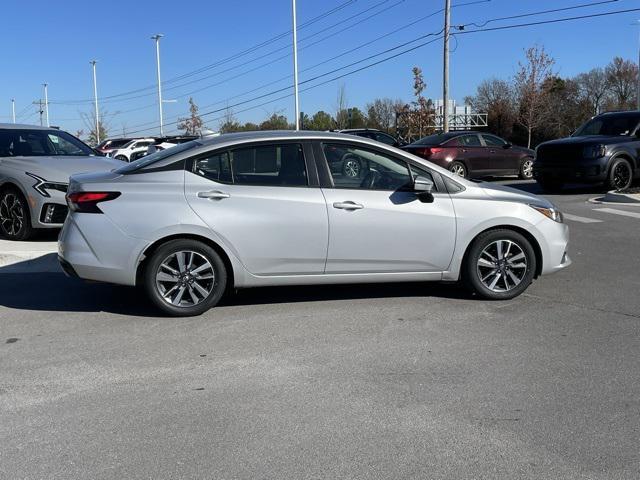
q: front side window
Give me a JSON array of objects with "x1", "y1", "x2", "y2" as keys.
[
  {"x1": 323, "y1": 143, "x2": 411, "y2": 191},
  {"x1": 482, "y1": 134, "x2": 506, "y2": 147},
  {"x1": 192, "y1": 143, "x2": 307, "y2": 187},
  {"x1": 573, "y1": 114, "x2": 640, "y2": 136},
  {"x1": 0, "y1": 129, "x2": 93, "y2": 157}
]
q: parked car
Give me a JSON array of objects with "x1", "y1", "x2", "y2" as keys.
[
  {"x1": 0, "y1": 124, "x2": 121, "y2": 240},
  {"x1": 534, "y1": 110, "x2": 640, "y2": 192},
  {"x1": 59, "y1": 131, "x2": 570, "y2": 316},
  {"x1": 338, "y1": 128, "x2": 402, "y2": 147},
  {"x1": 108, "y1": 138, "x2": 156, "y2": 161},
  {"x1": 95, "y1": 138, "x2": 132, "y2": 156},
  {"x1": 128, "y1": 136, "x2": 198, "y2": 162},
  {"x1": 403, "y1": 131, "x2": 535, "y2": 180}
]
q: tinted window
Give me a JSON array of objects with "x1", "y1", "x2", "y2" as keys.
[
  {"x1": 0, "y1": 129, "x2": 93, "y2": 157},
  {"x1": 194, "y1": 152, "x2": 232, "y2": 184},
  {"x1": 323, "y1": 143, "x2": 411, "y2": 191},
  {"x1": 414, "y1": 132, "x2": 460, "y2": 145},
  {"x1": 230, "y1": 144, "x2": 307, "y2": 187},
  {"x1": 481, "y1": 134, "x2": 506, "y2": 146},
  {"x1": 573, "y1": 114, "x2": 640, "y2": 136},
  {"x1": 459, "y1": 134, "x2": 481, "y2": 147},
  {"x1": 375, "y1": 132, "x2": 397, "y2": 145}
]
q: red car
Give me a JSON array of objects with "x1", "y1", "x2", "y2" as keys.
[{"x1": 402, "y1": 131, "x2": 535, "y2": 180}]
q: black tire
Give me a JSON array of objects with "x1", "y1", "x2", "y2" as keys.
[
  {"x1": 449, "y1": 161, "x2": 467, "y2": 178},
  {"x1": 607, "y1": 157, "x2": 633, "y2": 191},
  {"x1": 0, "y1": 187, "x2": 33, "y2": 240},
  {"x1": 115, "y1": 155, "x2": 128, "y2": 162},
  {"x1": 537, "y1": 177, "x2": 564, "y2": 193},
  {"x1": 463, "y1": 229, "x2": 537, "y2": 300},
  {"x1": 519, "y1": 157, "x2": 534, "y2": 180},
  {"x1": 143, "y1": 239, "x2": 227, "y2": 316}
]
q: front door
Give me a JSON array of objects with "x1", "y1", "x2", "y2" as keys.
[
  {"x1": 481, "y1": 134, "x2": 515, "y2": 174},
  {"x1": 317, "y1": 142, "x2": 456, "y2": 273},
  {"x1": 185, "y1": 142, "x2": 328, "y2": 276}
]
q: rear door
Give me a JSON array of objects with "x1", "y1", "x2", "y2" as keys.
[
  {"x1": 457, "y1": 134, "x2": 487, "y2": 176},
  {"x1": 184, "y1": 142, "x2": 329, "y2": 275},
  {"x1": 316, "y1": 141, "x2": 456, "y2": 273}
]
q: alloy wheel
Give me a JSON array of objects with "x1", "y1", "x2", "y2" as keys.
[
  {"x1": 612, "y1": 162, "x2": 631, "y2": 190},
  {"x1": 521, "y1": 159, "x2": 533, "y2": 178},
  {"x1": 476, "y1": 240, "x2": 527, "y2": 293},
  {"x1": 155, "y1": 251, "x2": 215, "y2": 307},
  {"x1": 450, "y1": 163, "x2": 466, "y2": 178},
  {"x1": 343, "y1": 159, "x2": 361, "y2": 178},
  {"x1": 0, "y1": 193, "x2": 25, "y2": 237}
]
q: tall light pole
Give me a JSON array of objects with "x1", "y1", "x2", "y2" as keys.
[
  {"x1": 151, "y1": 34, "x2": 164, "y2": 136},
  {"x1": 90, "y1": 60, "x2": 100, "y2": 143},
  {"x1": 42, "y1": 83, "x2": 49, "y2": 127},
  {"x1": 442, "y1": 0, "x2": 451, "y2": 133},
  {"x1": 636, "y1": 20, "x2": 640, "y2": 110},
  {"x1": 292, "y1": 0, "x2": 300, "y2": 130},
  {"x1": 11, "y1": 99, "x2": 15, "y2": 123}
]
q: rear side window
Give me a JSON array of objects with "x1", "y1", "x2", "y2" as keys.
[
  {"x1": 192, "y1": 143, "x2": 308, "y2": 187},
  {"x1": 375, "y1": 132, "x2": 396, "y2": 145},
  {"x1": 459, "y1": 134, "x2": 481, "y2": 147}
]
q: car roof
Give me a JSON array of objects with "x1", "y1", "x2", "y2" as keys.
[
  {"x1": 597, "y1": 110, "x2": 640, "y2": 118},
  {"x1": 197, "y1": 129, "x2": 385, "y2": 147},
  {"x1": 0, "y1": 123, "x2": 59, "y2": 131}
]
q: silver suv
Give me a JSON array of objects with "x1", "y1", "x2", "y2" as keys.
[
  {"x1": 59, "y1": 131, "x2": 571, "y2": 316},
  {"x1": 0, "y1": 124, "x2": 120, "y2": 240}
]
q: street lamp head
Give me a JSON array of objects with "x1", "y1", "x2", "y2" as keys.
[{"x1": 151, "y1": 34, "x2": 164, "y2": 40}]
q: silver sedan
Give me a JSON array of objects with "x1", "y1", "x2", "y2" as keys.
[{"x1": 58, "y1": 131, "x2": 571, "y2": 316}]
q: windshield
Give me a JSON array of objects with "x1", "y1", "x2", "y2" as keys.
[
  {"x1": 573, "y1": 115, "x2": 640, "y2": 137},
  {"x1": 0, "y1": 129, "x2": 94, "y2": 157},
  {"x1": 115, "y1": 140, "x2": 202, "y2": 173}
]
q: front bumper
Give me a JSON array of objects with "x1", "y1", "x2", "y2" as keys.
[
  {"x1": 533, "y1": 157, "x2": 608, "y2": 183},
  {"x1": 536, "y1": 218, "x2": 571, "y2": 276}
]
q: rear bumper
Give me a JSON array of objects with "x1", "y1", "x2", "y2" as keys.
[{"x1": 533, "y1": 157, "x2": 608, "y2": 183}]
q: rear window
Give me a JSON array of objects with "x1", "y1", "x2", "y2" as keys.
[
  {"x1": 413, "y1": 133, "x2": 461, "y2": 146},
  {"x1": 116, "y1": 141, "x2": 201, "y2": 173}
]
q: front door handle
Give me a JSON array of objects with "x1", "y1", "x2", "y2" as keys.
[
  {"x1": 198, "y1": 190, "x2": 230, "y2": 200},
  {"x1": 333, "y1": 201, "x2": 364, "y2": 210}
]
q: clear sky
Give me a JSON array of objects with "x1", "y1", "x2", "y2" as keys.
[{"x1": 1, "y1": 0, "x2": 638, "y2": 137}]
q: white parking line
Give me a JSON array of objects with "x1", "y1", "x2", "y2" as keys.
[
  {"x1": 593, "y1": 208, "x2": 640, "y2": 219},
  {"x1": 563, "y1": 213, "x2": 603, "y2": 224}
]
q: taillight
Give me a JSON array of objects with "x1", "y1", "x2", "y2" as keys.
[
  {"x1": 411, "y1": 147, "x2": 443, "y2": 158},
  {"x1": 66, "y1": 192, "x2": 120, "y2": 213}
]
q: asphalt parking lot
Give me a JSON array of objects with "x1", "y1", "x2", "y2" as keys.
[{"x1": 1, "y1": 180, "x2": 639, "y2": 480}]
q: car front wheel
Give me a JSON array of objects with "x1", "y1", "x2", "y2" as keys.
[
  {"x1": 463, "y1": 229, "x2": 536, "y2": 300},
  {"x1": 0, "y1": 188, "x2": 33, "y2": 240},
  {"x1": 143, "y1": 239, "x2": 227, "y2": 316},
  {"x1": 608, "y1": 158, "x2": 633, "y2": 191}
]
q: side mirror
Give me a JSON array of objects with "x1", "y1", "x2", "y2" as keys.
[
  {"x1": 413, "y1": 175, "x2": 434, "y2": 193},
  {"x1": 502, "y1": 142, "x2": 512, "y2": 149}
]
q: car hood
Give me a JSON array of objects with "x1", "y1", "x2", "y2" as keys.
[
  {"x1": 538, "y1": 135, "x2": 634, "y2": 148},
  {"x1": 477, "y1": 181, "x2": 553, "y2": 208},
  {"x1": 3, "y1": 155, "x2": 121, "y2": 183}
]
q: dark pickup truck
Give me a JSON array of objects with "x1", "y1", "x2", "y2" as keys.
[{"x1": 534, "y1": 111, "x2": 640, "y2": 192}]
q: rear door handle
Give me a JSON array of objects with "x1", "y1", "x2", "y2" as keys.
[
  {"x1": 198, "y1": 190, "x2": 230, "y2": 200},
  {"x1": 333, "y1": 201, "x2": 364, "y2": 210}
]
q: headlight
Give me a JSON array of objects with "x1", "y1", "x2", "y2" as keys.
[
  {"x1": 529, "y1": 204, "x2": 563, "y2": 223},
  {"x1": 583, "y1": 144, "x2": 606, "y2": 159},
  {"x1": 25, "y1": 172, "x2": 68, "y2": 197}
]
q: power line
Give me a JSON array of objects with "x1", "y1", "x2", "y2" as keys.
[{"x1": 126, "y1": 4, "x2": 640, "y2": 134}]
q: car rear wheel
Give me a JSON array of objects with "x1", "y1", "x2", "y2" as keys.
[
  {"x1": 449, "y1": 161, "x2": 467, "y2": 178},
  {"x1": 115, "y1": 155, "x2": 128, "y2": 162},
  {"x1": 342, "y1": 155, "x2": 362, "y2": 178},
  {"x1": 0, "y1": 188, "x2": 33, "y2": 240},
  {"x1": 519, "y1": 158, "x2": 534, "y2": 179},
  {"x1": 607, "y1": 158, "x2": 633, "y2": 191},
  {"x1": 143, "y1": 239, "x2": 227, "y2": 316},
  {"x1": 463, "y1": 229, "x2": 536, "y2": 300}
]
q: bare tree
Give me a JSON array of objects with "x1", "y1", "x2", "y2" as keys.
[
  {"x1": 465, "y1": 78, "x2": 516, "y2": 139},
  {"x1": 177, "y1": 97, "x2": 205, "y2": 135},
  {"x1": 366, "y1": 98, "x2": 403, "y2": 132},
  {"x1": 605, "y1": 57, "x2": 638, "y2": 110},
  {"x1": 334, "y1": 84, "x2": 349, "y2": 129},
  {"x1": 575, "y1": 67, "x2": 610, "y2": 115},
  {"x1": 218, "y1": 106, "x2": 241, "y2": 133},
  {"x1": 80, "y1": 110, "x2": 110, "y2": 146},
  {"x1": 514, "y1": 45, "x2": 555, "y2": 148}
]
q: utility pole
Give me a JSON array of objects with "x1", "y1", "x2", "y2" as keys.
[
  {"x1": 636, "y1": 20, "x2": 640, "y2": 110},
  {"x1": 33, "y1": 100, "x2": 44, "y2": 126},
  {"x1": 90, "y1": 60, "x2": 100, "y2": 144},
  {"x1": 292, "y1": 0, "x2": 300, "y2": 130},
  {"x1": 42, "y1": 83, "x2": 49, "y2": 127},
  {"x1": 11, "y1": 99, "x2": 15, "y2": 123},
  {"x1": 151, "y1": 34, "x2": 164, "y2": 136},
  {"x1": 442, "y1": 0, "x2": 451, "y2": 133}
]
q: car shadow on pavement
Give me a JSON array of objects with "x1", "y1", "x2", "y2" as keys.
[{"x1": 0, "y1": 267, "x2": 472, "y2": 317}]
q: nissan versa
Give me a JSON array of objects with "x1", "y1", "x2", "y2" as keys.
[{"x1": 58, "y1": 131, "x2": 571, "y2": 316}]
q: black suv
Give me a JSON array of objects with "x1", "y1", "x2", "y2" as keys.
[{"x1": 534, "y1": 111, "x2": 640, "y2": 192}]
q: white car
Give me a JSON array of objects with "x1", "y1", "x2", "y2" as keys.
[
  {"x1": 59, "y1": 130, "x2": 571, "y2": 316},
  {"x1": 109, "y1": 138, "x2": 156, "y2": 162}
]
